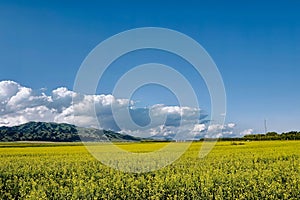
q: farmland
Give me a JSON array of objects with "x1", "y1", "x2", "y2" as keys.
[{"x1": 0, "y1": 141, "x2": 299, "y2": 199}]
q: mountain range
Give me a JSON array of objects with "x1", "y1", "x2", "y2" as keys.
[{"x1": 0, "y1": 121, "x2": 141, "y2": 142}]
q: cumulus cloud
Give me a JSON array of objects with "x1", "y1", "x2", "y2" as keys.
[
  {"x1": 0, "y1": 80, "x2": 20, "y2": 102},
  {"x1": 203, "y1": 123, "x2": 237, "y2": 138},
  {"x1": 239, "y1": 129, "x2": 254, "y2": 136},
  {"x1": 227, "y1": 123, "x2": 236, "y2": 129},
  {"x1": 193, "y1": 124, "x2": 206, "y2": 132},
  {"x1": 0, "y1": 80, "x2": 251, "y2": 139}
]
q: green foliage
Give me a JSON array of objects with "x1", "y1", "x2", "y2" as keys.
[
  {"x1": 243, "y1": 131, "x2": 300, "y2": 141},
  {"x1": 0, "y1": 122, "x2": 140, "y2": 142},
  {"x1": 0, "y1": 141, "x2": 299, "y2": 199}
]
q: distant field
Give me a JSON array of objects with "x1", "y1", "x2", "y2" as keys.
[{"x1": 0, "y1": 141, "x2": 299, "y2": 199}]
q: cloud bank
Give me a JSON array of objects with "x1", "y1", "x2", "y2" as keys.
[{"x1": 0, "y1": 80, "x2": 250, "y2": 139}]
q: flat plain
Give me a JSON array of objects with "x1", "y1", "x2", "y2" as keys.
[{"x1": 0, "y1": 141, "x2": 299, "y2": 199}]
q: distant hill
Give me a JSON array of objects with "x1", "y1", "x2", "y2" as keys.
[
  {"x1": 3, "y1": 121, "x2": 298, "y2": 142},
  {"x1": 0, "y1": 121, "x2": 141, "y2": 142}
]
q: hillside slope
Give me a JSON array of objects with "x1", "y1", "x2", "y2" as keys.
[{"x1": 0, "y1": 121, "x2": 141, "y2": 142}]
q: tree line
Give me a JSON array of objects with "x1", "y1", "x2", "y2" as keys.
[
  {"x1": 242, "y1": 131, "x2": 300, "y2": 141},
  {"x1": 216, "y1": 131, "x2": 300, "y2": 141}
]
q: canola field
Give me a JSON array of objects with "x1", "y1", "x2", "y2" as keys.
[{"x1": 0, "y1": 141, "x2": 299, "y2": 199}]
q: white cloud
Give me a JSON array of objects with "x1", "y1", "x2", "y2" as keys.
[
  {"x1": 227, "y1": 123, "x2": 236, "y2": 128},
  {"x1": 240, "y1": 129, "x2": 254, "y2": 136},
  {"x1": 7, "y1": 87, "x2": 32, "y2": 107},
  {"x1": 52, "y1": 87, "x2": 76, "y2": 99},
  {"x1": 192, "y1": 124, "x2": 206, "y2": 132},
  {"x1": 0, "y1": 80, "x2": 20, "y2": 102},
  {"x1": 0, "y1": 81, "x2": 247, "y2": 139}
]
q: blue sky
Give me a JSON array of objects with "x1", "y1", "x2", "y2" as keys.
[{"x1": 0, "y1": 0, "x2": 300, "y2": 134}]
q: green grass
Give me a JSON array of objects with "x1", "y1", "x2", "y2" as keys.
[{"x1": 0, "y1": 141, "x2": 299, "y2": 199}]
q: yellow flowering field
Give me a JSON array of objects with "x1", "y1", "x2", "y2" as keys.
[{"x1": 0, "y1": 141, "x2": 299, "y2": 199}]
